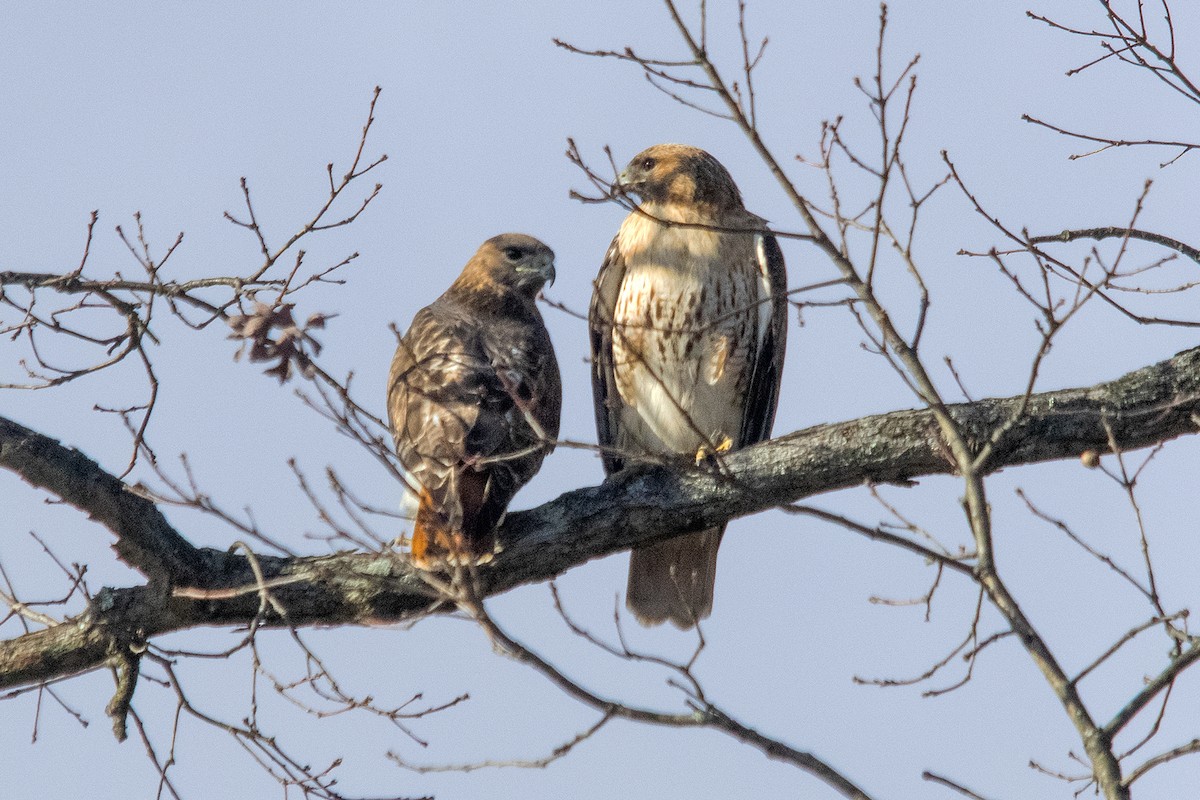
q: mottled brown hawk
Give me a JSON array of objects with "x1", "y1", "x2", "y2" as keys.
[
  {"x1": 590, "y1": 144, "x2": 788, "y2": 627},
  {"x1": 388, "y1": 234, "x2": 561, "y2": 567}
]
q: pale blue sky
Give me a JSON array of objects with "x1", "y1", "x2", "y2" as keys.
[{"x1": 2, "y1": 2, "x2": 1198, "y2": 798}]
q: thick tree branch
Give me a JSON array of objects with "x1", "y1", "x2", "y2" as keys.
[
  {"x1": 0, "y1": 417, "x2": 208, "y2": 584},
  {"x1": 3, "y1": 345, "x2": 1200, "y2": 690}
]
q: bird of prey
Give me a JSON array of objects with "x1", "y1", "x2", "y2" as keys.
[
  {"x1": 388, "y1": 234, "x2": 561, "y2": 567},
  {"x1": 589, "y1": 144, "x2": 788, "y2": 627}
]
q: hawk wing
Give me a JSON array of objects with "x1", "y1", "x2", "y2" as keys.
[
  {"x1": 738, "y1": 231, "x2": 788, "y2": 447},
  {"x1": 588, "y1": 236, "x2": 629, "y2": 475},
  {"x1": 388, "y1": 306, "x2": 489, "y2": 534},
  {"x1": 388, "y1": 300, "x2": 559, "y2": 565}
]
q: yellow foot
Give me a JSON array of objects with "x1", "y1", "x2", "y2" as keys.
[{"x1": 695, "y1": 434, "x2": 734, "y2": 465}]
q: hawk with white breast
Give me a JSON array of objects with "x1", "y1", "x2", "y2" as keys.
[{"x1": 589, "y1": 144, "x2": 788, "y2": 628}]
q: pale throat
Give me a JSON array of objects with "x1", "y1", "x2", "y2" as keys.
[{"x1": 616, "y1": 202, "x2": 722, "y2": 267}]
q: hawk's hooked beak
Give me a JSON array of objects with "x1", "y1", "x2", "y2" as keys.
[
  {"x1": 615, "y1": 167, "x2": 640, "y2": 197},
  {"x1": 516, "y1": 255, "x2": 555, "y2": 288}
]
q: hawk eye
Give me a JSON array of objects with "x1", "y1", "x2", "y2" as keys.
[
  {"x1": 641, "y1": 157, "x2": 656, "y2": 171},
  {"x1": 503, "y1": 247, "x2": 524, "y2": 261}
]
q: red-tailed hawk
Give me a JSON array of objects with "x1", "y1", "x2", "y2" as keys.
[
  {"x1": 590, "y1": 144, "x2": 788, "y2": 627},
  {"x1": 388, "y1": 234, "x2": 561, "y2": 567}
]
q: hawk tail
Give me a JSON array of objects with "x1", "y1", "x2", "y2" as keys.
[
  {"x1": 410, "y1": 471, "x2": 498, "y2": 567},
  {"x1": 626, "y1": 526, "x2": 724, "y2": 629}
]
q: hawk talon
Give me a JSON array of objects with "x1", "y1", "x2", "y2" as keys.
[{"x1": 694, "y1": 434, "x2": 734, "y2": 466}]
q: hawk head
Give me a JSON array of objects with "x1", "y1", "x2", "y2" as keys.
[
  {"x1": 463, "y1": 233, "x2": 556, "y2": 298},
  {"x1": 617, "y1": 143, "x2": 743, "y2": 209}
]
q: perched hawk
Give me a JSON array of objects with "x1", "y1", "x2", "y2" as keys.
[
  {"x1": 589, "y1": 144, "x2": 788, "y2": 627},
  {"x1": 388, "y1": 234, "x2": 561, "y2": 567}
]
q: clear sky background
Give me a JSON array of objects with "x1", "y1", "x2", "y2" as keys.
[{"x1": 2, "y1": 2, "x2": 1198, "y2": 798}]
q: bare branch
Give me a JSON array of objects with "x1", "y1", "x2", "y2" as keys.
[{"x1": 1029, "y1": 226, "x2": 1200, "y2": 265}]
